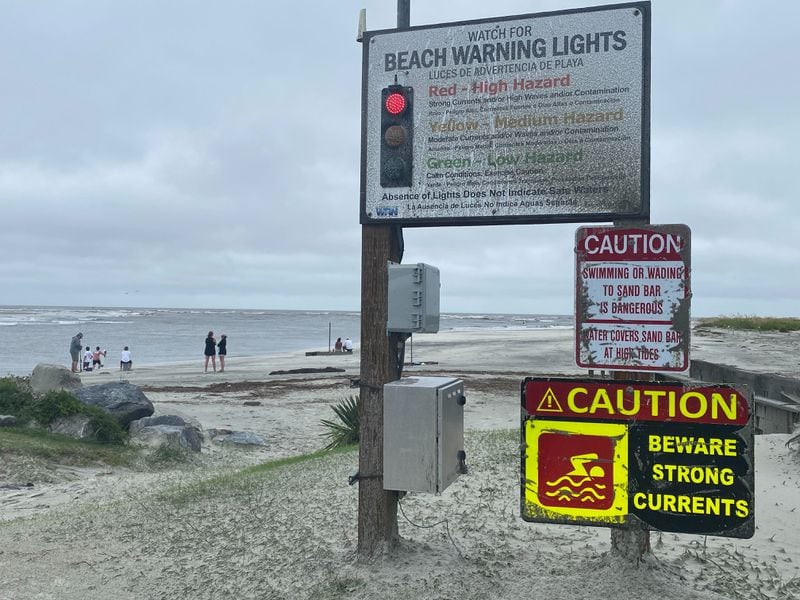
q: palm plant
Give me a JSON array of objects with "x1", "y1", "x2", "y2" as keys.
[{"x1": 320, "y1": 395, "x2": 360, "y2": 450}]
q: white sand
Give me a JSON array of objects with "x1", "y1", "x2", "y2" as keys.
[{"x1": 0, "y1": 327, "x2": 798, "y2": 599}]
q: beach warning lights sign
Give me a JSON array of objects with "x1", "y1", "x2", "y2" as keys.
[{"x1": 521, "y1": 377, "x2": 755, "y2": 538}]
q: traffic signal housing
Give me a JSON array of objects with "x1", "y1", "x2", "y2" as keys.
[{"x1": 380, "y1": 85, "x2": 414, "y2": 188}]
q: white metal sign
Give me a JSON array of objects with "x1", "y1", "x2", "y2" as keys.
[
  {"x1": 361, "y1": 2, "x2": 650, "y2": 226},
  {"x1": 575, "y1": 224, "x2": 691, "y2": 371}
]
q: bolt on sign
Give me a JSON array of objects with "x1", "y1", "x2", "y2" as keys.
[
  {"x1": 521, "y1": 377, "x2": 755, "y2": 539},
  {"x1": 575, "y1": 224, "x2": 691, "y2": 371},
  {"x1": 360, "y1": 2, "x2": 651, "y2": 226}
]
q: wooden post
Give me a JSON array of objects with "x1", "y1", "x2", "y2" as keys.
[
  {"x1": 610, "y1": 368, "x2": 651, "y2": 560},
  {"x1": 355, "y1": 1, "x2": 411, "y2": 559},
  {"x1": 357, "y1": 224, "x2": 403, "y2": 556},
  {"x1": 610, "y1": 526, "x2": 651, "y2": 561},
  {"x1": 606, "y1": 218, "x2": 652, "y2": 561}
]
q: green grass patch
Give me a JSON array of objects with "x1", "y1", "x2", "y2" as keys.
[
  {"x1": 143, "y1": 445, "x2": 196, "y2": 468},
  {"x1": 696, "y1": 316, "x2": 800, "y2": 332},
  {"x1": 0, "y1": 427, "x2": 135, "y2": 468},
  {"x1": 155, "y1": 445, "x2": 356, "y2": 507}
]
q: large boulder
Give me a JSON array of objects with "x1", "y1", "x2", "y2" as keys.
[
  {"x1": 74, "y1": 382, "x2": 154, "y2": 427},
  {"x1": 130, "y1": 424, "x2": 202, "y2": 453},
  {"x1": 129, "y1": 414, "x2": 203, "y2": 452},
  {"x1": 30, "y1": 363, "x2": 82, "y2": 396},
  {"x1": 130, "y1": 413, "x2": 202, "y2": 436}
]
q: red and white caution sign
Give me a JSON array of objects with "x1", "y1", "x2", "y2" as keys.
[{"x1": 575, "y1": 224, "x2": 691, "y2": 371}]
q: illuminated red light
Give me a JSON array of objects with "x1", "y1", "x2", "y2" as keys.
[{"x1": 385, "y1": 92, "x2": 406, "y2": 115}]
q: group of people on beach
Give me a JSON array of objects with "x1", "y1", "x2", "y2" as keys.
[
  {"x1": 69, "y1": 332, "x2": 132, "y2": 373},
  {"x1": 333, "y1": 337, "x2": 353, "y2": 353},
  {"x1": 204, "y1": 331, "x2": 227, "y2": 373},
  {"x1": 82, "y1": 345, "x2": 106, "y2": 372}
]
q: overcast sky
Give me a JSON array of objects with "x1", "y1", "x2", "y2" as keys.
[{"x1": 1, "y1": 0, "x2": 796, "y2": 317}]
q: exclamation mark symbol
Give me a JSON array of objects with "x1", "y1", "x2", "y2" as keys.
[{"x1": 536, "y1": 388, "x2": 563, "y2": 413}]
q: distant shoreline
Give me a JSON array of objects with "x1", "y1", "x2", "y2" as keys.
[
  {"x1": 0, "y1": 307, "x2": 573, "y2": 377},
  {"x1": 7, "y1": 322, "x2": 799, "y2": 381}
]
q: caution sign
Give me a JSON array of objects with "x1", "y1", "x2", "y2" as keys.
[
  {"x1": 575, "y1": 224, "x2": 691, "y2": 372},
  {"x1": 521, "y1": 377, "x2": 754, "y2": 538}
]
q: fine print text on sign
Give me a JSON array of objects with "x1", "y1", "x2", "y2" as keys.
[
  {"x1": 361, "y1": 2, "x2": 650, "y2": 226},
  {"x1": 521, "y1": 377, "x2": 755, "y2": 539},
  {"x1": 575, "y1": 224, "x2": 691, "y2": 371}
]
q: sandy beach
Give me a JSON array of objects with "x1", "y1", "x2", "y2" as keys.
[{"x1": 0, "y1": 327, "x2": 798, "y2": 599}]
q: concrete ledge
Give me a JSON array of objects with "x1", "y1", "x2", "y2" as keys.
[{"x1": 690, "y1": 359, "x2": 800, "y2": 434}]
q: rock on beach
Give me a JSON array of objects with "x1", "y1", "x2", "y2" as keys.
[
  {"x1": 129, "y1": 414, "x2": 204, "y2": 452},
  {"x1": 74, "y1": 382, "x2": 154, "y2": 427},
  {"x1": 30, "y1": 363, "x2": 82, "y2": 396}
]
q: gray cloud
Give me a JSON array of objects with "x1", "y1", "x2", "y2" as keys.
[{"x1": 0, "y1": 0, "x2": 797, "y2": 316}]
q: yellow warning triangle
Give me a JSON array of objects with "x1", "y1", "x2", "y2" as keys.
[{"x1": 536, "y1": 387, "x2": 563, "y2": 412}]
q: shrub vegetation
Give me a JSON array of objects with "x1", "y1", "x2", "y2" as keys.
[
  {"x1": 0, "y1": 380, "x2": 126, "y2": 444},
  {"x1": 320, "y1": 395, "x2": 360, "y2": 450},
  {"x1": 696, "y1": 316, "x2": 800, "y2": 332},
  {"x1": 0, "y1": 376, "x2": 34, "y2": 417}
]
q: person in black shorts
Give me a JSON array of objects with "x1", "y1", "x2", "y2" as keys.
[
  {"x1": 204, "y1": 331, "x2": 217, "y2": 373},
  {"x1": 217, "y1": 334, "x2": 227, "y2": 372},
  {"x1": 92, "y1": 346, "x2": 106, "y2": 370}
]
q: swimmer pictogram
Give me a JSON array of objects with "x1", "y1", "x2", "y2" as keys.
[{"x1": 537, "y1": 432, "x2": 615, "y2": 511}]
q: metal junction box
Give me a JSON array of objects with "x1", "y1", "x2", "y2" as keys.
[
  {"x1": 383, "y1": 376, "x2": 465, "y2": 493},
  {"x1": 388, "y1": 263, "x2": 440, "y2": 333}
]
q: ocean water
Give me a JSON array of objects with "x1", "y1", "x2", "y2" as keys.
[{"x1": 0, "y1": 306, "x2": 572, "y2": 376}]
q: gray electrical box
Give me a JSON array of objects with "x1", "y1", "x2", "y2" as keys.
[
  {"x1": 388, "y1": 263, "x2": 440, "y2": 333},
  {"x1": 383, "y1": 376, "x2": 465, "y2": 493}
]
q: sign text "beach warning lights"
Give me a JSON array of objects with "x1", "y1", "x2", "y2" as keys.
[{"x1": 521, "y1": 377, "x2": 754, "y2": 539}]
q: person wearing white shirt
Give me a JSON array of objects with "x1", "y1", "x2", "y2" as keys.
[
  {"x1": 344, "y1": 337, "x2": 353, "y2": 353},
  {"x1": 83, "y1": 347, "x2": 93, "y2": 372},
  {"x1": 120, "y1": 346, "x2": 133, "y2": 371}
]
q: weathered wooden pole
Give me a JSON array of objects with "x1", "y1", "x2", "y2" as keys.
[
  {"x1": 355, "y1": 0, "x2": 410, "y2": 559},
  {"x1": 357, "y1": 225, "x2": 404, "y2": 556},
  {"x1": 609, "y1": 218, "x2": 652, "y2": 562},
  {"x1": 609, "y1": 371, "x2": 652, "y2": 561}
]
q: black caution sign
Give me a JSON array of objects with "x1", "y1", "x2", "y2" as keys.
[{"x1": 522, "y1": 377, "x2": 755, "y2": 538}]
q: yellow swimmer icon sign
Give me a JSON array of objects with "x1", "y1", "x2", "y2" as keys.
[{"x1": 523, "y1": 420, "x2": 628, "y2": 524}]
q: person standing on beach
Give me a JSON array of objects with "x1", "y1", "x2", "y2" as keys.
[
  {"x1": 217, "y1": 334, "x2": 227, "y2": 372},
  {"x1": 204, "y1": 331, "x2": 217, "y2": 373},
  {"x1": 69, "y1": 332, "x2": 83, "y2": 373},
  {"x1": 83, "y1": 346, "x2": 93, "y2": 372}
]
